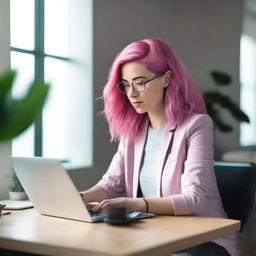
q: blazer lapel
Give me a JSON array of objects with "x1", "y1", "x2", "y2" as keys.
[
  {"x1": 156, "y1": 122, "x2": 176, "y2": 197},
  {"x1": 133, "y1": 119, "x2": 149, "y2": 197}
]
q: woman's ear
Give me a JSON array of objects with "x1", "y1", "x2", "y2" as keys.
[{"x1": 163, "y1": 70, "x2": 172, "y2": 88}]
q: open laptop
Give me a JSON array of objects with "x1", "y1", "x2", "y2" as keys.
[
  {"x1": 11, "y1": 157, "x2": 104, "y2": 222},
  {"x1": 11, "y1": 157, "x2": 154, "y2": 223}
]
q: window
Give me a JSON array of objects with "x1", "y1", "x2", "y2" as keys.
[
  {"x1": 240, "y1": 35, "x2": 256, "y2": 146},
  {"x1": 240, "y1": 0, "x2": 256, "y2": 147},
  {"x1": 11, "y1": 0, "x2": 93, "y2": 169}
]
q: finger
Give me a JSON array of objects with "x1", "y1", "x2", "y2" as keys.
[
  {"x1": 95, "y1": 200, "x2": 120, "y2": 213},
  {"x1": 93, "y1": 203, "x2": 104, "y2": 213},
  {"x1": 93, "y1": 200, "x2": 109, "y2": 213}
]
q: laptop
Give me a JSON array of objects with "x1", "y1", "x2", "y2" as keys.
[
  {"x1": 11, "y1": 156, "x2": 105, "y2": 222},
  {"x1": 11, "y1": 157, "x2": 154, "y2": 223}
]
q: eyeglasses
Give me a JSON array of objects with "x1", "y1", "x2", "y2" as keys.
[{"x1": 117, "y1": 72, "x2": 165, "y2": 94}]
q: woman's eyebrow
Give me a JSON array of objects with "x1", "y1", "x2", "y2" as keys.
[{"x1": 121, "y1": 76, "x2": 148, "y2": 82}]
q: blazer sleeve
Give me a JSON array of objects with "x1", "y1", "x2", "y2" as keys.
[
  {"x1": 96, "y1": 139, "x2": 126, "y2": 198},
  {"x1": 171, "y1": 114, "x2": 215, "y2": 215}
]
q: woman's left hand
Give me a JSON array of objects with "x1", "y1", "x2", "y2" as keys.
[{"x1": 93, "y1": 197, "x2": 145, "y2": 213}]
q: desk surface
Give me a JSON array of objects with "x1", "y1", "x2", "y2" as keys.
[
  {"x1": 0, "y1": 209, "x2": 240, "y2": 256},
  {"x1": 222, "y1": 151, "x2": 256, "y2": 164}
]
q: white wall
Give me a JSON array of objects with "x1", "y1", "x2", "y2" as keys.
[
  {"x1": 70, "y1": 0, "x2": 244, "y2": 189},
  {"x1": 0, "y1": 0, "x2": 11, "y2": 200}
]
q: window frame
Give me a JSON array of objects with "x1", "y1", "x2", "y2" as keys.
[{"x1": 11, "y1": 0, "x2": 93, "y2": 169}]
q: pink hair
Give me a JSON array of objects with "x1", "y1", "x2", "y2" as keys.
[{"x1": 103, "y1": 38, "x2": 206, "y2": 141}]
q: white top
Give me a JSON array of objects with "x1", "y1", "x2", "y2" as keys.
[{"x1": 139, "y1": 126, "x2": 165, "y2": 197}]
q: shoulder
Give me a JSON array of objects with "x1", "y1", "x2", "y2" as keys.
[
  {"x1": 185, "y1": 113, "x2": 213, "y2": 127},
  {"x1": 177, "y1": 114, "x2": 213, "y2": 135}
]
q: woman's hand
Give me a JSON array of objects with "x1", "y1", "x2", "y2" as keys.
[
  {"x1": 81, "y1": 185, "x2": 109, "y2": 203},
  {"x1": 93, "y1": 197, "x2": 146, "y2": 213}
]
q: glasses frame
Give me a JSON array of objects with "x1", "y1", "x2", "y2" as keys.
[{"x1": 117, "y1": 72, "x2": 165, "y2": 94}]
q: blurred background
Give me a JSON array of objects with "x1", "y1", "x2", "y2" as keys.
[
  {"x1": 0, "y1": 0, "x2": 256, "y2": 255},
  {"x1": 0, "y1": 0, "x2": 255, "y2": 192},
  {"x1": 2, "y1": 0, "x2": 255, "y2": 188}
]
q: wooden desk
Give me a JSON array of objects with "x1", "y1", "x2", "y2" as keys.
[
  {"x1": 0, "y1": 209, "x2": 240, "y2": 256},
  {"x1": 222, "y1": 151, "x2": 256, "y2": 164}
]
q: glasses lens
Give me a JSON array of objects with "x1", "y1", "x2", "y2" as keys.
[
  {"x1": 117, "y1": 82, "x2": 127, "y2": 94},
  {"x1": 117, "y1": 82, "x2": 130, "y2": 94},
  {"x1": 133, "y1": 80, "x2": 145, "y2": 92}
]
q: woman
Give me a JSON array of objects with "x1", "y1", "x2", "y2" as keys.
[{"x1": 81, "y1": 38, "x2": 240, "y2": 256}]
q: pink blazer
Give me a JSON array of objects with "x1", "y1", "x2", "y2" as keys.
[{"x1": 97, "y1": 114, "x2": 241, "y2": 256}]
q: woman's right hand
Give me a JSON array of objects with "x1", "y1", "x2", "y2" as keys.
[
  {"x1": 80, "y1": 185, "x2": 109, "y2": 204},
  {"x1": 92, "y1": 197, "x2": 146, "y2": 213}
]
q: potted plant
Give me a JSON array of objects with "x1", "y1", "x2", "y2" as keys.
[
  {"x1": 9, "y1": 169, "x2": 27, "y2": 200},
  {"x1": 203, "y1": 70, "x2": 250, "y2": 132},
  {"x1": 0, "y1": 69, "x2": 50, "y2": 200}
]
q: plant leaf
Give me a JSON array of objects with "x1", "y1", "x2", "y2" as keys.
[
  {"x1": 204, "y1": 102, "x2": 233, "y2": 132},
  {"x1": 204, "y1": 91, "x2": 250, "y2": 123},
  {"x1": 9, "y1": 169, "x2": 24, "y2": 192},
  {"x1": 0, "y1": 69, "x2": 16, "y2": 103},
  {"x1": 213, "y1": 112, "x2": 233, "y2": 132},
  {"x1": 210, "y1": 71, "x2": 232, "y2": 86},
  {"x1": 0, "y1": 81, "x2": 50, "y2": 141}
]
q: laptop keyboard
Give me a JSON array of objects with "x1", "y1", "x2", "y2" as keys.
[
  {"x1": 86, "y1": 204, "x2": 95, "y2": 212},
  {"x1": 85, "y1": 204, "x2": 105, "y2": 222},
  {"x1": 86, "y1": 204, "x2": 103, "y2": 217}
]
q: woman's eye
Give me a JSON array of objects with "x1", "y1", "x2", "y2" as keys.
[{"x1": 135, "y1": 80, "x2": 145, "y2": 86}]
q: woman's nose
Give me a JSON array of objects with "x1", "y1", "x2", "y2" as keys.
[{"x1": 127, "y1": 85, "x2": 138, "y2": 97}]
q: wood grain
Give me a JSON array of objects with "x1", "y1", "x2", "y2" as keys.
[{"x1": 0, "y1": 209, "x2": 240, "y2": 256}]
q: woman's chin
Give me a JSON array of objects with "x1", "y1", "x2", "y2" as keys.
[{"x1": 134, "y1": 108, "x2": 146, "y2": 114}]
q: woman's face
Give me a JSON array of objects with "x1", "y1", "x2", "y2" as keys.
[{"x1": 121, "y1": 62, "x2": 170, "y2": 115}]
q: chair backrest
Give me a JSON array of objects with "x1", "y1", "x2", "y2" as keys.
[{"x1": 214, "y1": 161, "x2": 256, "y2": 230}]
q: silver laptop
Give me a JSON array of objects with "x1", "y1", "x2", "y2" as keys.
[{"x1": 11, "y1": 156, "x2": 104, "y2": 222}]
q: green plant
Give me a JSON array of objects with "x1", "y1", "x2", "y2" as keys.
[
  {"x1": 9, "y1": 169, "x2": 24, "y2": 192},
  {"x1": 0, "y1": 69, "x2": 50, "y2": 192},
  {"x1": 0, "y1": 69, "x2": 50, "y2": 140},
  {"x1": 203, "y1": 70, "x2": 250, "y2": 132}
]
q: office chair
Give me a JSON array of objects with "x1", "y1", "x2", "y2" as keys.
[{"x1": 214, "y1": 161, "x2": 256, "y2": 231}]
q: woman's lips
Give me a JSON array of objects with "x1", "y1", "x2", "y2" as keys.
[{"x1": 131, "y1": 101, "x2": 143, "y2": 106}]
